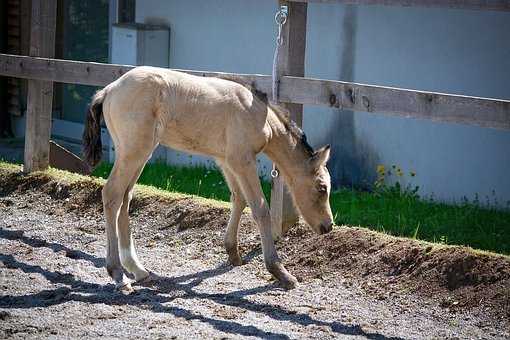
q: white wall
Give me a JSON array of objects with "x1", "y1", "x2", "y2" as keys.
[
  {"x1": 137, "y1": 0, "x2": 510, "y2": 206},
  {"x1": 136, "y1": 0, "x2": 276, "y2": 176}
]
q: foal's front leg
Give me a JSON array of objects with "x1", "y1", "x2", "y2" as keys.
[{"x1": 226, "y1": 156, "x2": 298, "y2": 289}]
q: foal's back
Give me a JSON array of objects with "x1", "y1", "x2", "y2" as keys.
[{"x1": 104, "y1": 66, "x2": 271, "y2": 159}]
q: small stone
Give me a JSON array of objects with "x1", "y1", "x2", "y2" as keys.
[{"x1": 0, "y1": 311, "x2": 10, "y2": 320}]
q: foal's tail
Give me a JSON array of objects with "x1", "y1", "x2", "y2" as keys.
[{"x1": 83, "y1": 89, "x2": 107, "y2": 168}]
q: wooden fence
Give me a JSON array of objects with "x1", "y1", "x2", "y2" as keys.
[{"x1": 1, "y1": 0, "x2": 509, "y2": 237}]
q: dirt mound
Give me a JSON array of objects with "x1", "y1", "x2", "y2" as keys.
[
  {"x1": 0, "y1": 168, "x2": 229, "y2": 236},
  {"x1": 1, "y1": 166, "x2": 509, "y2": 322},
  {"x1": 282, "y1": 225, "x2": 510, "y2": 320}
]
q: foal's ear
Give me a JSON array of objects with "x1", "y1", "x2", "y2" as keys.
[{"x1": 310, "y1": 145, "x2": 331, "y2": 167}]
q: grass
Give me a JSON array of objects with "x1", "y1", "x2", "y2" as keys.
[
  {"x1": 330, "y1": 189, "x2": 510, "y2": 255},
  {"x1": 92, "y1": 162, "x2": 510, "y2": 255},
  {"x1": 92, "y1": 161, "x2": 272, "y2": 203}
]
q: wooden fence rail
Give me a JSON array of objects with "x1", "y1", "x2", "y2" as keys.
[
  {"x1": 289, "y1": 0, "x2": 510, "y2": 11},
  {"x1": 1, "y1": 53, "x2": 509, "y2": 130}
]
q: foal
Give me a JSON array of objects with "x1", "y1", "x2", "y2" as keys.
[{"x1": 83, "y1": 66, "x2": 333, "y2": 291}]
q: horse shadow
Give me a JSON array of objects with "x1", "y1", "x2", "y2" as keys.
[{"x1": 0, "y1": 228, "x2": 403, "y2": 340}]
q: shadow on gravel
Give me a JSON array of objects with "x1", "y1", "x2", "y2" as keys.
[
  {"x1": 0, "y1": 229, "x2": 403, "y2": 340},
  {"x1": 0, "y1": 228, "x2": 104, "y2": 268}
]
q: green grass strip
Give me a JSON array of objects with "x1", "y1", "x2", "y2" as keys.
[{"x1": 92, "y1": 162, "x2": 510, "y2": 255}]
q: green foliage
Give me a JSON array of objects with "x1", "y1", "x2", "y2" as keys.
[
  {"x1": 93, "y1": 162, "x2": 510, "y2": 255},
  {"x1": 374, "y1": 164, "x2": 419, "y2": 200},
  {"x1": 330, "y1": 187, "x2": 509, "y2": 255}
]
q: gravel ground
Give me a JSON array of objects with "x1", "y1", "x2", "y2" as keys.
[{"x1": 0, "y1": 173, "x2": 509, "y2": 339}]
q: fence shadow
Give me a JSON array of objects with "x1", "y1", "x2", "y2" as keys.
[
  {"x1": 0, "y1": 229, "x2": 403, "y2": 340},
  {"x1": 0, "y1": 228, "x2": 104, "y2": 268}
]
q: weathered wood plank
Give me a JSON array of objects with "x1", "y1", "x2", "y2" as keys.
[
  {"x1": 279, "y1": 76, "x2": 510, "y2": 130},
  {"x1": 0, "y1": 53, "x2": 272, "y2": 88},
  {"x1": 271, "y1": 1, "x2": 308, "y2": 239},
  {"x1": 24, "y1": 0, "x2": 57, "y2": 173},
  {"x1": 0, "y1": 53, "x2": 509, "y2": 130},
  {"x1": 1, "y1": 54, "x2": 134, "y2": 87},
  {"x1": 49, "y1": 140, "x2": 91, "y2": 175},
  {"x1": 288, "y1": 0, "x2": 510, "y2": 11},
  {"x1": 1, "y1": 54, "x2": 509, "y2": 130}
]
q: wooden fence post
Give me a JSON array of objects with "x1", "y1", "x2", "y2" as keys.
[
  {"x1": 23, "y1": 0, "x2": 57, "y2": 173},
  {"x1": 271, "y1": 1, "x2": 308, "y2": 239}
]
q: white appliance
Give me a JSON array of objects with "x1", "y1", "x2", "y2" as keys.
[{"x1": 111, "y1": 23, "x2": 170, "y2": 67}]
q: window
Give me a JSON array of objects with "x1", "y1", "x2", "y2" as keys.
[{"x1": 118, "y1": 0, "x2": 135, "y2": 24}]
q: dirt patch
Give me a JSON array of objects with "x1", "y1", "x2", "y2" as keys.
[
  {"x1": 0, "y1": 169, "x2": 229, "y2": 233},
  {"x1": 0, "y1": 165, "x2": 509, "y2": 338},
  {"x1": 1, "y1": 168, "x2": 509, "y2": 318},
  {"x1": 281, "y1": 226, "x2": 510, "y2": 319}
]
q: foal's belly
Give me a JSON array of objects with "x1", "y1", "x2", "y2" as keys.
[{"x1": 158, "y1": 111, "x2": 227, "y2": 159}]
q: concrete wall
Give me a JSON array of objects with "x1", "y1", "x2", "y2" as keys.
[
  {"x1": 136, "y1": 0, "x2": 277, "y2": 175},
  {"x1": 136, "y1": 0, "x2": 510, "y2": 206}
]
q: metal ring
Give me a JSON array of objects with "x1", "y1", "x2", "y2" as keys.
[
  {"x1": 275, "y1": 11, "x2": 287, "y2": 25},
  {"x1": 271, "y1": 169, "x2": 279, "y2": 178}
]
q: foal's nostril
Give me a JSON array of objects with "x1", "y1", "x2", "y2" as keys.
[{"x1": 319, "y1": 222, "x2": 333, "y2": 234}]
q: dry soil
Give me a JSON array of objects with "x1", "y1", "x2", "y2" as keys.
[{"x1": 0, "y1": 167, "x2": 509, "y2": 339}]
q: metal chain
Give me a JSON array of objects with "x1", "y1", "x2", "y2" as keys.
[
  {"x1": 271, "y1": 6, "x2": 288, "y2": 179},
  {"x1": 272, "y1": 5, "x2": 288, "y2": 104},
  {"x1": 275, "y1": 7, "x2": 288, "y2": 46}
]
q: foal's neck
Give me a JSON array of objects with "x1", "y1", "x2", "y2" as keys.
[{"x1": 264, "y1": 117, "x2": 310, "y2": 185}]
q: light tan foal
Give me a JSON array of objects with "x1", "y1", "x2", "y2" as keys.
[{"x1": 83, "y1": 66, "x2": 333, "y2": 291}]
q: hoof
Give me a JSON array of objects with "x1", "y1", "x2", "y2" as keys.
[
  {"x1": 116, "y1": 282, "x2": 134, "y2": 295},
  {"x1": 134, "y1": 271, "x2": 156, "y2": 287},
  {"x1": 228, "y1": 254, "x2": 243, "y2": 266},
  {"x1": 266, "y1": 261, "x2": 298, "y2": 290},
  {"x1": 279, "y1": 275, "x2": 299, "y2": 290}
]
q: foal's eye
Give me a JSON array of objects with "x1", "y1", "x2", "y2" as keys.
[{"x1": 317, "y1": 184, "x2": 327, "y2": 193}]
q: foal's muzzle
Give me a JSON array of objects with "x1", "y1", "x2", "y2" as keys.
[{"x1": 319, "y1": 222, "x2": 333, "y2": 235}]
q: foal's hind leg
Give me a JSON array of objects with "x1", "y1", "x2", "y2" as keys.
[
  {"x1": 103, "y1": 160, "x2": 134, "y2": 290},
  {"x1": 117, "y1": 162, "x2": 151, "y2": 282},
  {"x1": 103, "y1": 143, "x2": 155, "y2": 290},
  {"x1": 219, "y1": 165, "x2": 247, "y2": 266}
]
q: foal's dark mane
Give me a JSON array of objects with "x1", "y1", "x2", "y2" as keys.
[
  {"x1": 216, "y1": 76, "x2": 315, "y2": 157},
  {"x1": 255, "y1": 90, "x2": 315, "y2": 157}
]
